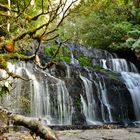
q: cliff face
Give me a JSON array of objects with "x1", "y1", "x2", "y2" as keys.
[
  {"x1": 0, "y1": 61, "x2": 135, "y2": 125},
  {"x1": 0, "y1": 43, "x2": 139, "y2": 125},
  {"x1": 52, "y1": 64, "x2": 135, "y2": 124}
]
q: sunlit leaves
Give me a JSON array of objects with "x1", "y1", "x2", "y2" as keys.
[{"x1": 60, "y1": 0, "x2": 140, "y2": 51}]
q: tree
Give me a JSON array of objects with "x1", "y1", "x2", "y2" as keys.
[
  {"x1": 0, "y1": 0, "x2": 78, "y2": 139},
  {"x1": 133, "y1": 0, "x2": 140, "y2": 8},
  {"x1": 0, "y1": 0, "x2": 78, "y2": 79},
  {"x1": 59, "y1": 0, "x2": 140, "y2": 58}
]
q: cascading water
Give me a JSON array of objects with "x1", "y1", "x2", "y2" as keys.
[
  {"x1": 80, "y1": 75, "x2": 96, "y2": 124},
  {"x1": 121, "y1": 72, "x2": 140, "y2": 121},
  {"x1": 30, "y1": 69, "x2": 73, "y2": 125},
  {"x1": 0, "y1": 44, "x2": 139, "y2": 125},
  {"x1": 98, "y1": 79, "x2": 113, "y2": 122},
  {"x1": 100, "y1": 57, "x2": 140, "y2": 122},
  {"x1": 80, "y1": 72, "x2": 113, "y2": 124},
  {"x1": 65, "y1": 43, "x2": 79, "y2": 65},
  {"x1": 0, "y1": 62, "x2": 73, "y2": 125},
  {"x1": 100, "y1": 58, "x2": 138, "y2": 73},
  {"x1": 0, "y1": 62, "x2": 27, "y2": 113},
  {"x1": 64, "y1": 62, "x2": 71, "y2": 78}
]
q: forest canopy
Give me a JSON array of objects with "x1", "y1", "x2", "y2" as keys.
[{"x1": 59, "y1": 0, "x2": 140, "y2": 56}]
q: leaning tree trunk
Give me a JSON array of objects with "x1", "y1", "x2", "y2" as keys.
[{"x1": 0, "y1": 106, "x2": 58, "y2": 140}]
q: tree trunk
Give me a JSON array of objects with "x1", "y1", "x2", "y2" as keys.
[
  {"x1": 133, "y1": 0, "x2": 140, "y2": 8},
  {"x1": 0, "y1": 106, "x2": 58, "y2": 140},
  {"x1": 7, "y1": 0, "x2": 11, "y2": 32}
]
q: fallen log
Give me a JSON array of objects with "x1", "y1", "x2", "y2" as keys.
[{"x1": 0, "y1": 106, "x2": 58, "y2": 140}]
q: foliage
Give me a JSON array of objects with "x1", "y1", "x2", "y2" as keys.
[
  {"x1": 109, "y1": 25, "x2": 140, "y2": 51},
  {"x1": 59, "y1": 0, "x2": 140, "y2": 53},
  {"x1": 61, "y1": 56, "x2": 70, "y2": 63},
  {"x1": 111, "y1": 22, "x2": 132, "y2": 42},
  {"x1": 0, "y1": 1, "x2": 77, "y2": 120},
  {"x1": 15, "y1": 96, "x2": 30, "y2": 115},
  {"x1": 78, "y1": 54, "x2": 92, "y2": 67},
  {"x1": 128, "y1": 29, "x2": 140, "y2": 39},
  {"x1": 0, "y1": 0, "x2": 77, "y2": 80},
  {"x1": 44, "y1": 43, "x2": 71, "y2": 63}
]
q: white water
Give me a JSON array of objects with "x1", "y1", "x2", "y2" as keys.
[
  {"x1": 30, "y1": 70, "x2": 73, "y2": 125},
  {"x1": 94, "y1": 73, "x2": 113, "y2": 122},
  {"x1": 100, "y1": 58, "x2": 140, "y2": 121},
  {"x1": 0, "y1": 62, "x2": 73, "y2": 125},
  {"x1": 64, "y1": 63, "x2": 71, "y2": 78},
  {"x1": 1, "y1": 53, "x2": 140, "y2": 125},
  {"x1": 80, "y1": 75, "x2": 96, "y2": 124},
  {"x1": 80, "y1": 73, "x2": 113, "y2": 124},
  {"x1": 70, "y1": 48, "x2": 79, "y2": 65},
  {"x1": 121, "y1": 72, "x2": 140, "y2": 120},
  {"x1": 99, "y1": 80, "x2": 113, "y2": 122},
  {"x1": 100, "y1": 58, "x2": 138, "y2": 73},
  {"x1": 0, "y1": 62, "x2": 26, "y2": 112}
]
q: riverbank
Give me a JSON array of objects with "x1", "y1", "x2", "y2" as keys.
[
  {"x1": 2, "y1": 127, "x2": 140, "y2": 140},
  {"x1": 57, "y1": 128, "x2": 140, "y2": 140}
]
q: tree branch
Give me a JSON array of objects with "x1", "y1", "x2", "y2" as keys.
[
  {"x1": 0, "y1": 3, "x2": 18, "y2": 12},
  {"x1": 2, "y1": 53, "x2": 35, "y2": 61},
  {"x1": 0, "y1": 12, "x2": 13, "y2": 17},
  {"x1": 0, "y1": 106, "x2": 58, "y2": 140},
  {"x1": 5, "y1": 68, "x2": 30, "y2": 81}
]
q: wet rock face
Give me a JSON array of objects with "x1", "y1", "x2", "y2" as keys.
[
  {"x1": 65, "y1": 78, "x2": 87, "y2": 125},
  {"x1": 51, "y1": 64, "x2": 135, "y2": 124},
  {"x1": 63, "y1": 43, "x2": 115, "y2": 59},
  {"x1": 114, "y1": 49, "x2": 140, "y2": 71},
  {"x1": 1, "y1": 42, "x2": 137, "y2": 125},
  {"x1": 102, "y1": 77, "x2": 135, "y2": 122}
]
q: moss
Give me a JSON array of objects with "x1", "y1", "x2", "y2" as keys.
[
  {"x1": 92, "y1": 64, "x2": 120, "y2": 81},
  {"x1": 75, "y1": 97, "x2": 81, "y2": 112},
  {"x1": 61, "y1": 56, "x2": 70, "y2": 63},
  {"x1": 44, "y1": 46, "x2": 51, "y2": 56},
  {"x1": 0, "y1": 56, "x2": 7, "y2": 69},
  {"x1": 3, "y1": 53, "x2": 35, "y2": 61},
  {"x1": 92, "y1": 64, "x2": 103, "y2": 71},
  {"x1": 44, "y1": 44, "x2": 71, "y2": 63},
  {"x1": 19, "y1": 96, "x2": 31, "y2": 115},
  {"x1": 78, "y1": 54, "x2": 92, "y2": 67},
  {"x1": 100, "y1": 69, "x2": 120, "y2": 81}
]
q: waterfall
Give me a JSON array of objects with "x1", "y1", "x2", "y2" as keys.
[
  {"x1": 121, "y1": 72, "x2": 140, "y2": 121},
  {"x1": 80, "y1": 75, "x2": 96, "y2": 124},
  {"x1": 98, "y1": 80, "x2": 113, "y2": 122},
  {"x1": 0, "y1": 62, "x2": 27, "y2": 112},
  {"x1": 70, "y1": 48, "x2": 79, "y2": 65},
  {"x1": 100, "y1": 58, "x2": 138, "y2": 73},
  {"x1": 1, "y1": 47, "x2": 140, "y2": 125},
  {"x1": 0, "y1": 62, "x2": 73, "y2": 125},
  {"x1": 30, "y1": 69, "x2": 73, "y2": 125},
  {"x1": 80, "y1": 73, "x2": 113, "y2": 124},
  {"x1": 94, "y1": 73, "x2": 113, "y2": 123},
  {"x1": 100, "y1": 57, "x2": 140, "y2": 121},
  {"x1": 64, "y1": 63, "x2": 71, "y2": 78},
  {"x1": 65, "y1": 43, "x2": 79, "y2": 65}
]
